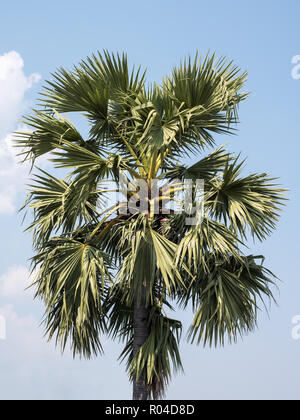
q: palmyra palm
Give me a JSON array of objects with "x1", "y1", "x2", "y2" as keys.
[{"x1": 16, "y1": 51, "x2": 285, "y2": 399}]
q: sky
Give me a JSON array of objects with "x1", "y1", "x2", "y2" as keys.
[{"x1": 0, "y1": 0, "x2": 300, "y2": 400}]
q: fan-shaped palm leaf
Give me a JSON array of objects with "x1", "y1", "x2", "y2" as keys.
[{"x1": 32, "y1": 237, "x2": 112, "y2": 357}]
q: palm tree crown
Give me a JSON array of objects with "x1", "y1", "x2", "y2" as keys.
[{"x1": 15, "y1": 51, "x2": 285, "y2": 399}]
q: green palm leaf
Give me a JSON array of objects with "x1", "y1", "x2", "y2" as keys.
[
  {"x1": 205, "y1": 157, "x2": 287, "y2": 240},
  {"x1": 185, "y1": 255, "x2": 276, "y2": 346},
  {"x1": 23, "y1": 168, "x2": 103, "y2": 245},
  {"x1": 32, "y1": 237, "x2": 112, "y2": 357}
]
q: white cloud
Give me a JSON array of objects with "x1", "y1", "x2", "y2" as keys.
[
  {"x1": 0, "y1": 304, "x2": 37, "y2": 334},
  {"x1": 0, "y1": 186, "x2": 16, "y2": 214},
  {"x1": 0, "y1": 265, "x2": 34, "y2": 299},
  {"x1": 0, "y1": 51, "x2": 41, "y2": 214},
  {"x1": 0, "y1": 126, "x2": 32, "y2": 178},
  {"x1": 0, "y1": 130, "x2": 28, "y2": 214},
  {"x1": 0, "y1": 51, "x2": 41, "y2": 138}
]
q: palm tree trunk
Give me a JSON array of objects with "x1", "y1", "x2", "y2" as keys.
[{"x1": 132, "y1": 285, "x2": 150, "y2": 400}]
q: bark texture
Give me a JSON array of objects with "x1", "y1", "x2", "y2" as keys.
[{"x1": 132, "y1": 286, "x2": 150, "y2": 400}]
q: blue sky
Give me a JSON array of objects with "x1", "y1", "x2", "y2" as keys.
[{"x1": 0, "y1": 0, "x2": 299, "y2": 399}]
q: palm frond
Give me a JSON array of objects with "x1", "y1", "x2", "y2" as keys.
[
  {"x1": 22, "y1": 168, "x2": 104, "y2": 246},
  {"x1": 205, "y1": 157, "x2": 287, "y2": 240},
  {"x1": 120, "y1": 307, "x2": 183, "y2": 399},
  {"x1": 15, "y1": 110, "x2": 86, "y2": 161},
  {"x1": 185, "y1": 254, "x2": 276, "y2": 346},
  {"x1": 164, "y1": 145, "x2": 231, "y2": 181},
  {"x1": 115, "y1": 216, "x2": 184, "y2": 301},
  {"x1": 32, "y1": 237, "x2": 112, "y2": 357},
  {"x1": 176, "y1": 217, "x2": 243, "y2": 273},
  {"x1": 39, "y1": 50, "x2": 146, "y2": 142},
  {"x1": 161, "y1": 52, "x2": 248, "y2": 155}
]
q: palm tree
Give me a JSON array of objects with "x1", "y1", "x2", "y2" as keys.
[{"x1": 16, "y1": 51, "x2": 285, "y2": 400}]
